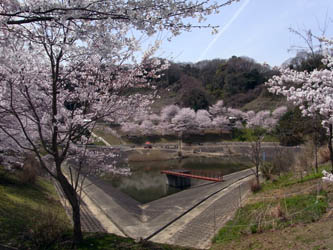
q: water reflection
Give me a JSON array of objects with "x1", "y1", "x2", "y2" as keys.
[{"x1": 102, "y1": 157, "x2": 251, "y2": 204}]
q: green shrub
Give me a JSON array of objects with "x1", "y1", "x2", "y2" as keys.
[{"x1": 231, "y1": 128, "x2": 278, "y2": 142}]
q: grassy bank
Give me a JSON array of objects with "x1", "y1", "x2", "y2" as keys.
[
  {"x1": 0, "y1": 166, "x2": 193, "y2": 250},
  {"x1": 76, "y1": 233, "x2": 193, "y2": 250},
  {"x1": 0, "y1": 166, "x2": 71, "y2": 249},
  {"x1": 212, "y1": 164, "x2": 333, "y2": 250},
  {"x1": 93, "y1": 126, "x2": 123, "y2": 145}
]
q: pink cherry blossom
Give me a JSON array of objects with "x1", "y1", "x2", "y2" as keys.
[{"x1": 0, "y1": 0, "x2": 239, "y2": 243}]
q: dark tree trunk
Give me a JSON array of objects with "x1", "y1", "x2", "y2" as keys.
[
  {"x1": 251, "y1": 138, "x2": 261, "y2": 186},
  {"x1": 72, "y1": 200, "x2": 82, "y2": 245},
  {"x1": 256, "y1": 166, "x2": 260, "y2": 185},
  {"x1": 56, "y1": 164, "x2": 83, "y2": 244},
  {"x1": 328, "y1": 124, "x2": 333, "y2": 174},
  {"x1": 314, "y1": 140, "x2": 318, "y2": 173},
  {"x1": 314, "y1": 115, "x2": 318, "y2": 173}
]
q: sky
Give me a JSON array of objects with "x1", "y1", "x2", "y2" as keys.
[{"x1": 145, "y1": 0, "x2": 333, "y2": 67}]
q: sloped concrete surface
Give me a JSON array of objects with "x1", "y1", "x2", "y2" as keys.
[{"x1": 78, "y1": 168, "x2": 254, "y2": 248}]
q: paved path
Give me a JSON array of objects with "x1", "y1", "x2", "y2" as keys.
[
  {"x1": 77, "y1": 167, "x2": 254, "y2": 248},
  {"x1": 54, "y1": 162, "x2": 254, "y2": 248},
  {"x1": 151, "y1": 175, "x2": 252, "y2": 249}
]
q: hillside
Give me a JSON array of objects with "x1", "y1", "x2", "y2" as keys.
[{"x1": 151, "y1": 56, "x2": 285, "y2": 112}]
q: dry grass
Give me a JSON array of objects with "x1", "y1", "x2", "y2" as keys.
[
  {"x1": 293, "y1": 141, "x2": 315, "y2": 174},
  {"x1": 211, "y1": 216, "x2": 333, "y2": 250},
  {"x1": 319, "y1": 146, "x2": 331, "y2": 164},
  {"x1": 212, "y1": 171, "x2": 333, "y2": 250},
  {"x1": 241, "y1": 93, "x2": 286, "y2": 112},
  {"x1": 250, "y1": 179, "x2": 261, "y2": 193}
]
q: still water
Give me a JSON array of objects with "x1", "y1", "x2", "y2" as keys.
[{"x1": 102, "y1": 156, "x2": 252, "y2": 204}]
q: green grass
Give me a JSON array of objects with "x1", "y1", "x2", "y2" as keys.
[
  {"x1": 0, "y1": 166, "x2": 193, "y2": 250},
  {"x1": 213, "y1": 202, "x2": 267, "y2": 243},
  {"x1": 0, "y1": 166, "x2": 71, "y2": 249},
  {"x1": 261, "y1": 164, "x2": 331, "y2": 192},
  {"x1": 213, "y1": 163, "x2": 332, "y2": 246},
  {"x1": 76, "y1": 233, "x2": 192, "y2": 250},
  {"x1": 93, "y1": 128, "x2": 123, "y2": 145},
  {"x1": 230, "y1": 128, "x2": 279, "y2": 142},
  {"x1": 213, "y1": 191, "x2": 328, "y2": 244},
  {"x1": 91, "y1": 139, "x2": 106, "y2": 146}
]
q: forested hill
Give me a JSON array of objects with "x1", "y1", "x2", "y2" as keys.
[{"x1": 153, "y1": 56, "x2": 283, "y2": 112}]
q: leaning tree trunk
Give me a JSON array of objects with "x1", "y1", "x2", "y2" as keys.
[
  {"x1": 328, "y1": 124, "x2": 333, "y2": 174},
  {"x1": 56, "y1": 164, "x2": 83, "y2": 244}
]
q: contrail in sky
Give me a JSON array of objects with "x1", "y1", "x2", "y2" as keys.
[{"x1": 197, "y1": 0, "x2": 251, "y2": 62}]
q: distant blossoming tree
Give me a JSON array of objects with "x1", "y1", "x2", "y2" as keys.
[
  {"x1": 195, "y1": 109, "x2": 212, "y2": 132},
  {"x1": 171, "y1": 108, "x2": 197, "y2": 133},
  {"x1": 0, "y1": 0, "x2": 239, "y2": 243},
  {"x1": 160, "y1": 105, "x2": 181, "y2": 122},
  {"x1": 212, "y1": 115, "x2": 230, "y2": 132},
  {"x1": 121, "y1": 122, "x2": 141, "y2": 135},
  {"x1": 209, "y1": 100, "x2": 228, "y2": 117},
  {"x1": 228, "y1": 108, "x2": 246, "y2": 120},
  {"x1": 140, "y1": 120, "x2": 156, "y2": 136},
  {"x1": 156, "y1": 104, "x2": 181, "y2": 135}
]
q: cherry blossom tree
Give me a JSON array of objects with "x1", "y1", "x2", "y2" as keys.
[
  {"x1": 171, "y1": 107, "x2": 197, "y2": 153},
  {"x1": 228, "y1": 108, "x2": 246, "y2": 120},
  {"x1": 157, "y1": 104, "x2": 181, "y2": 135},
  {"x1": 272, "y1": 106, "x2": 288, "y2": 119},
  {"x1": 160, "y1": 104, "x2": 180, "y2": 122},
  {"x1": 195, "y1": 109, "x2": 212, "y2": 132},
  {"x1": 209, "y1": 100, "x2": 228, "y2": 117},
  {"x1": 266, "y1": 37, "x2": 333, "y2": 173},
  {"x1": 0, "y1": 0, "x2": 239, "y2": 243},
  {"x1": 140, "y1": 120, "x2": 155, "y2": 136},
  {"x1": 171, "y1": 108, "x2": 197, "y2": 133},
  {"x1": 212, "y1": 115, "x2": 230, "y2": 133},
  {"x1": 149, "y1": 114, "x2": 161, "y2": 126},
  {"x1": 121, "y1": 122, "x2": 140, "y2": 135}
]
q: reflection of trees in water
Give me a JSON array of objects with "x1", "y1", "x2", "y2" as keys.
[
  {"x1": 104, "y1": 157, "x2": 252, "y2": 203},
  {"x1": 117, "y1": 171, "x2": 167, "y2": 191},
  {"x1": 125, "y1": 157, "x2": 251, "y2": 179},
  {"x1": 108, "y1": 171, "x2": 180, "y2": 203}
]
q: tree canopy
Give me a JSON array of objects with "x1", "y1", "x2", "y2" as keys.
[{"x1": 0, "y1": 0, "x2": 239, "y2": 244}]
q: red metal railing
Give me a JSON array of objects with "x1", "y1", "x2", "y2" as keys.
[{"x1": 161, "y1": 170, "x2": 223, "y2": 182}]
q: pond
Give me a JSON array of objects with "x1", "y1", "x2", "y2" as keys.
[{"x1": 102, "y1": 156, "x2": 252, "y2": 204}]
